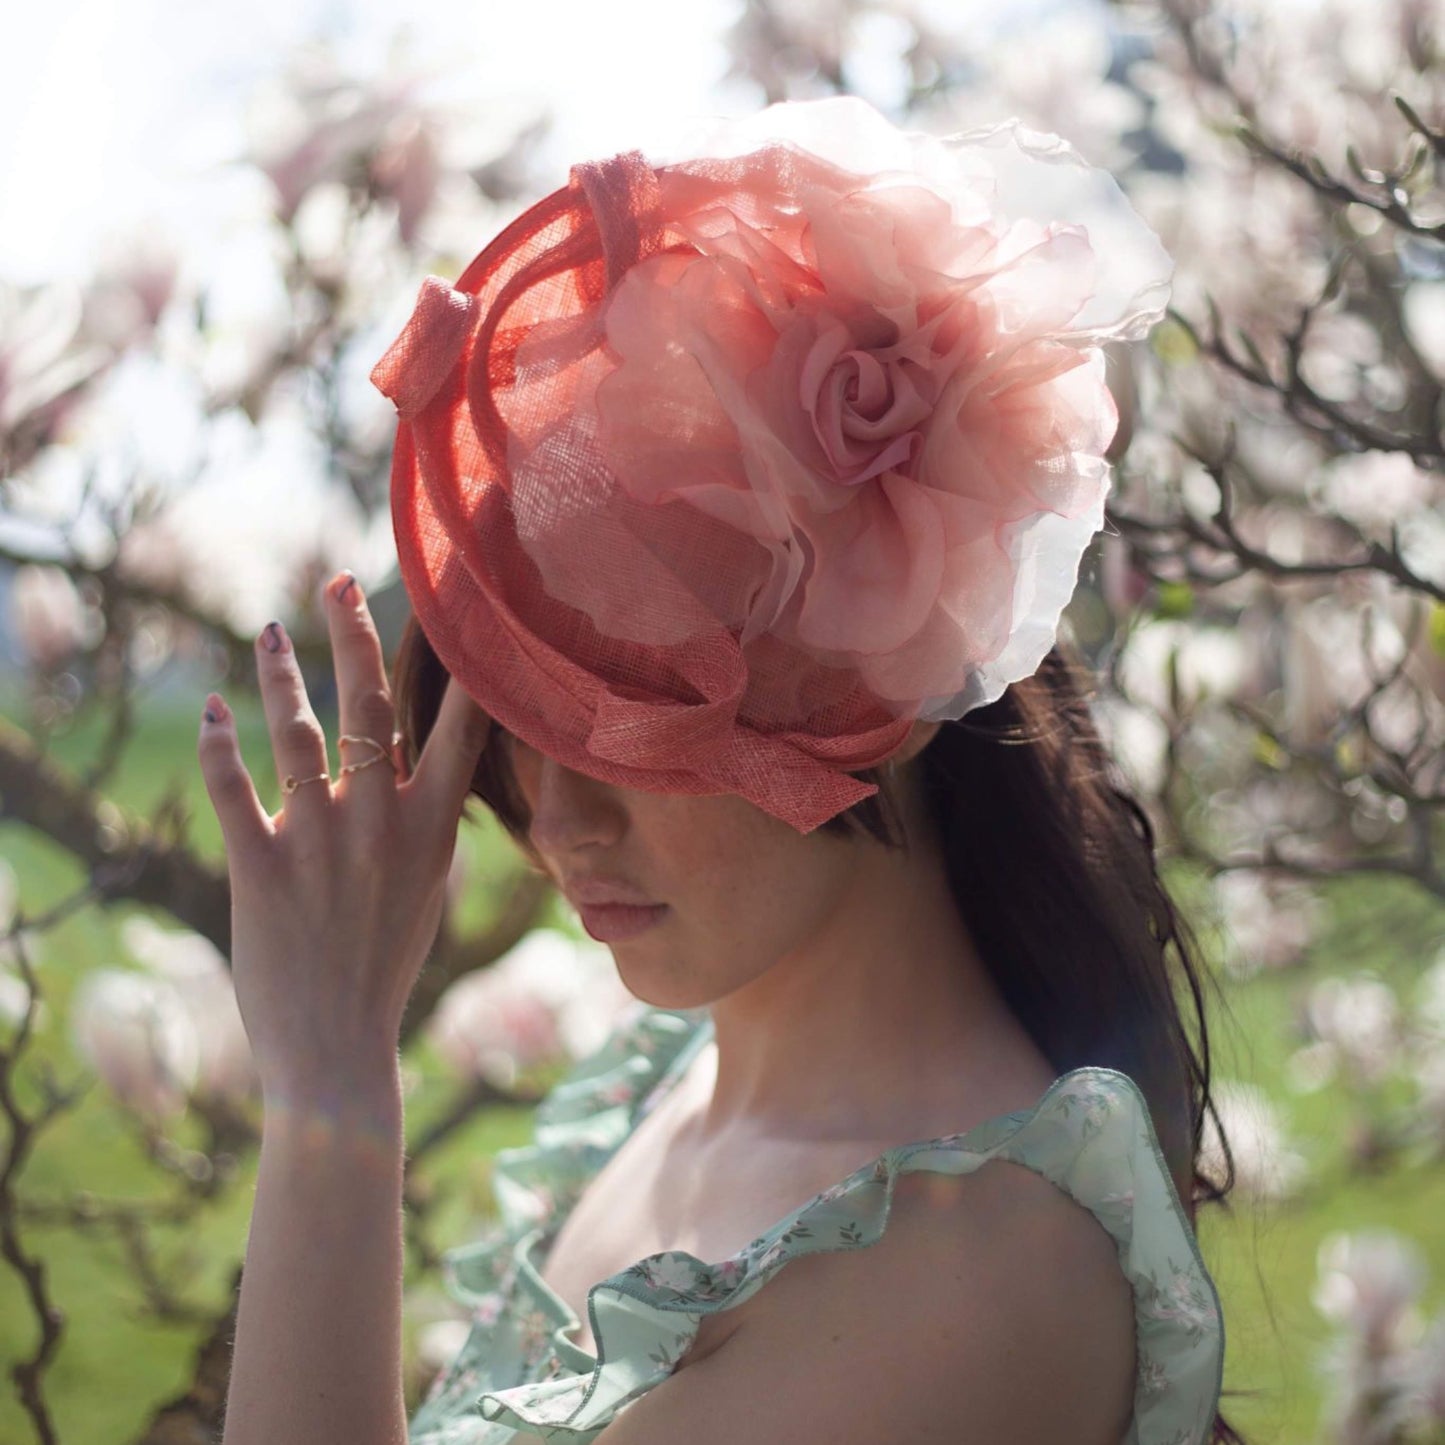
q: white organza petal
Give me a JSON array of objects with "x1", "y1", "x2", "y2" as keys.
[
  {"x1": 917, "y1": 489, "x2": 1109, "y2": 722},
  {"x1": 661, "y1": 97, "x2": 1172, "y2": 340}
]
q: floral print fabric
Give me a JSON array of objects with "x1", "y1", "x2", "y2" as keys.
[{"x1": 408, "y1": 1005, "x2": 1224, "y2": 1444}]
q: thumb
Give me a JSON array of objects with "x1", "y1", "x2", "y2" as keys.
[{"x1": 410, "y1": 676, "x2": 493, "y2": 815}]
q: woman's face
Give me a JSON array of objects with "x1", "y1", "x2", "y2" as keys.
[{"x1": 501, "y1": 730, "x2": 931, "y2": 1011}]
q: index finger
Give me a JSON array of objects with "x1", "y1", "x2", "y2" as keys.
[{"x1": 408, "y1": 677, "x2": 493, "y2": 813}]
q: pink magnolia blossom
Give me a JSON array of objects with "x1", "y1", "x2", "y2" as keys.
[
  {"x1": 81, "y1": 238, "x2": 179, "y2": 350},
  {"x1": 1306, "y1": 975, "x2": 1402, "y2": 1089},
  {"x1": 1315, "y1": 1230, "x2": 1427, "y2": 1356},
  {"x1": 429, "y1": 972, "x2": 561, "y2": 1089},
  {"x1": 10, "y1": 564, "x2": 90, "y2": 670},
  {"x1": 1091, "y1": 696, "x2": 1169, "y2": 796},
  {"x1": 121, "y1": 917, "x2": 258, "y2": 1106},
  {"x1": 256, "y1": 83, "x2": 407, "y2": 225},
  {"x1": 1417, "y1": 955, "x2": 1445, "y2": 1045},
  {"x1": 0, "y1": 864, "x2": 44, "y2": 1029},
  {"x1": 1315, "y1": 1230, "x2": 1429, "y2": 1445},
  {"x1": 1200, "y1": 1080, "x2": 1307, "y2": 1202},
  {"x1": 416, "y1": 1319, "x2": 471, "y2": 1378},
  {"x1": 69, "y1": 969, "x2": 199, "y2": 1123},
  {"x1": 250, "y1": 51, "x2": 444, "y2": 247},
  {"x1": 426, "y1": 928, "x2": 632, "y2": 1088},
  {"x1": 0, "y1": 282, "x2": 109, "y2": 470},
  {"x1": 1400, "y1": 1312, "x2": 1445, "y2": 1431},
  {"x1": 371, "y1": 115, "x2": 442, "y2": 248},
  {"x1": 930, "y1": 11, "x2": 1146, "y2": 170},
  {"x1": 1117, "y1": 620, "x2": 1251, "y2": 715},
  {"x1": 0, "y1": 971, "x2": 42, "y2": 1030},
  {"x1": 1213, "y1": 872, "x2": 1320, "y2": 979}
]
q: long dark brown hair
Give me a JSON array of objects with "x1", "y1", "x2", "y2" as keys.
[{"x1": 393, "y1": 619, "x2": 1245, "y2": 1445}]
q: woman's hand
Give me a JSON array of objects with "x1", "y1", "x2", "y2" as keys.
[{"x1": 197, "y1": 572, "x2": 491, "y2": 1104}]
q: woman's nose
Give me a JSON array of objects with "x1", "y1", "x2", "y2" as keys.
[{"x1": 524, "y1": 751, "x2": 626, "y2": 855}]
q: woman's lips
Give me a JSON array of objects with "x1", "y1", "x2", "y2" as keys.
[{"x1": 576, "y1": 902, "x2": 669, "y2": 943}]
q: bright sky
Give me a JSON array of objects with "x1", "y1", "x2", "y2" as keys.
[{"x1": 0, "y1": 0, "x2": 743, "y2": 285}]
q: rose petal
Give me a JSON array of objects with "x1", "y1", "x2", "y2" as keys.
[{"x1": 794, "y1": 473, "x2": 945, "y2": 655}]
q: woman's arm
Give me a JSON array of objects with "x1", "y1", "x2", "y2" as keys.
[
  {"x1": 196, "y1": 577, "x2": 491, "y2": 1445},
  {"x1": 221, "y1": 1067, "x2": 408, "y2": 1445}
]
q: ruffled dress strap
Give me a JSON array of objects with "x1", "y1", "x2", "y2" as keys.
[
  {"x1": 476, "y1": 1061, "x2": 1224, "y2": 1445},
  {"x1": 408, "y1": 1007, "x2": 710, "y2": 1442}
]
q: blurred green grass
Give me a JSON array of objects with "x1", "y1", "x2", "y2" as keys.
[{"x1": 1, "y1": 693, "x2": 1443, "y2": 1444}]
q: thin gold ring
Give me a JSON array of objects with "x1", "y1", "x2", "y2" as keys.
[
  {"x1": 282, "y1": 771, "x2": 330, "y2": 795},
  {"x1": 338, "y1": 733, "x2": 398, "y2": 778},
  {"x1": 340, "y1": 753, "x2": 390, "y2": 779}
]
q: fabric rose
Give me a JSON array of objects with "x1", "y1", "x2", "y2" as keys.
[{"x1": 512, "y1": 98, "x2": 1171, "y2": 716}]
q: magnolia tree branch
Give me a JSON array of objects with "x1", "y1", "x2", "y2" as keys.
[
  {"x1": 1170, "y1": 791, "x2": 1445, "y2": 898},
  {"x1": 1081, "y1": 0, "x2": 1445, "y2": 904},
  {"x1": 1167, "y1": 306, "x2": 1445, "y2": 479},
  {"x1": 0, "y1": 704, "x2": 554, "y2": 1009},
  {"x1": 1108, "y1": 479, "x2": 1445, "y2": 604},
  {"x1": 0, "y1": 535, "x2": 345, "y2": 679},
  {"x1": 131, "y1": 1264, "x2": 243, "y2": 1445},
  {"x1": 0, "y1": 715, "x2": 233, "y2": 950},
  {"x1": 0, "y1": 930, "x2": 88, "y2": 1445},
  {"x1": 1235, "y1": 113, "x2": 1445, "y2": 243}
]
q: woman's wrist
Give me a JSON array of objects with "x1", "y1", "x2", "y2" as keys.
[{"x1": 261, "y1": 1054, "x2": 405, "y2": 1150}]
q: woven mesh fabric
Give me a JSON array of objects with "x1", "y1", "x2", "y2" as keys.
[{"x1": 372, "y1": 100, "x2": 1170, "y2": 833}]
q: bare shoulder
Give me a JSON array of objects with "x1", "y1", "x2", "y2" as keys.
[{"x1": 595, "y1": 1157, "x2": 1137, "y2": 1445}]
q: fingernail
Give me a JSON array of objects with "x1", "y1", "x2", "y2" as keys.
[
  {"x1": 261, "y1": 621, "x2": 289, "y2": 654},
  {"x1": 333, "y1": 570, "x2": 359, "y2": 604},
  {"x1": 203, "y1": 693, "x2": 229, "y2": 725}
]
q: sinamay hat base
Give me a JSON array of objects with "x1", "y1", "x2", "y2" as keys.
[{"x1": 373, "y1": 96, "x2": 1172, "y2": 833}]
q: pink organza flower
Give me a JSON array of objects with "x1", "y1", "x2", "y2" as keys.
[{"x1": 575, "y1": 99, "x2": 1171, "y2": 715}]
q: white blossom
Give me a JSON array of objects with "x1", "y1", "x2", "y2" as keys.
[
  {"x1": 1213, "y1": 872, "x2": 1320, "y2": 979},
  {"x1": 1117, "y1": 619, "x2": 1252, "y2": 716},
  {"x1": 426, "y1": 927, "x2": 633, "y2": 1088},
  {"x1": 69, "y1": 968, "x2": 199, "y2": 1122},
  {"x1": 121, "y1": 917, "x2": 257, "y2": 1105},
  {"x1": 1201, "y1": 1080, "x2": 1307, "y2": 1201},
  {"x1": 415, "y1": 1318, "x2": 471, "y2": 1378},
  {"x1": 1315, "y1": 1229, "x2": 1426, "y2": 1353},
  {"x1": 10, "y1": 564, "x2": 91, "y2": 670},
  {"x1": 1306, "y1": 975, "x2": 1401, "y2": 1088}
]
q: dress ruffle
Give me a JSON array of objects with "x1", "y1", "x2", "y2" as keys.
[{"x1": 410, "y1": 1008, "x2": 1223, "y2": 1445}]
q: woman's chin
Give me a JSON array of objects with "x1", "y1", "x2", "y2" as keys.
[
  {"x1": 611, "y1": 955, "x2": 722, "y2": 1014},
  {"x1": 617, "y1": 976, "x2": 715, "y2": 1012}
]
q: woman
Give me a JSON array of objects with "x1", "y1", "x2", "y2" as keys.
[{"x1": 201, "y1": 98, "x2": 1233, "y2": 1444}]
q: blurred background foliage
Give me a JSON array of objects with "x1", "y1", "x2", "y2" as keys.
[{"x1": 1, "y1": 1, "x2": 1444, "y2": 1441}]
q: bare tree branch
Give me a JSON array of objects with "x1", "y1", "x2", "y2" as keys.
[
  {"x1": 0, "y1": 715, "x2": 232, "y2": 951},
  {"x1": 0, "y1": 930, "x2": 87, "y2": 1445}
]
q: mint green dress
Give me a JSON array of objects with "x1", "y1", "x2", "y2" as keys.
[{"x1": 408, "y1": 1006, "x2": 1225, "y2": 1445}]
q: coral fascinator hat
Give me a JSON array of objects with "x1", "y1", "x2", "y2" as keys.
[{"x1": 371, "y1": 96, "x2": 1172, "y2": 833}]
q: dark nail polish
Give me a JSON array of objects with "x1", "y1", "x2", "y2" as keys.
[{"x1": 261, "y1": 621, "x2": 288, "y2": 654}]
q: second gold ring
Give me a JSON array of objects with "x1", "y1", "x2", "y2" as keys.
[{"x1": 338, "y1": 733, "x2": 398, "y2": 779}]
